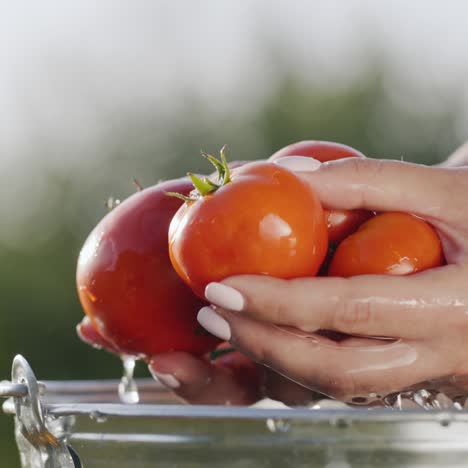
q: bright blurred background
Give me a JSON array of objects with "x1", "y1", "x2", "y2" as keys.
[{"x1": 1, "y1": 0, "x2": 468, "y2": 463}]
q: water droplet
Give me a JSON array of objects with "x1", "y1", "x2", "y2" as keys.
[
  {"x1": 118, "y1": 355, "x2": 139, "y2": 404},
  {"x1": 454, "y1": 401, "x2": 464, "y2": 410},
  {"x1": 89, "y1": 411, "x2": 108, "y2": 423},
  {"x1": 434, "y1": 392, "x2": 454, "y2": 409},
  {"x1": 332, "y1": 418, "x2": 351, "y2": 429},
  {"x1": 266, "y1": 418, "x2": 291, "y2": 433},
  {"x1": 412, "y1": 389, "x2": 440, "y2": 410},
  {"x1": 84, "y1": 288, "x2": 97, "y2": 303}
]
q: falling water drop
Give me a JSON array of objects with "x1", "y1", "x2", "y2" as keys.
[
  {"x1": 89, "y1": 410, "x2": 108, "y2": 423},
  {"x1": 266, "y1": 418, "x2": 291, "y2": 433},
  {"x1": 118, "y1": 355, "x2": 139, "y2": 404},
  {"x1": 412, "y1": 389, "x2": 441, "y2": 410},
  {"x1": 434, "y1": 392, "x2": 455, "y2": 410}
]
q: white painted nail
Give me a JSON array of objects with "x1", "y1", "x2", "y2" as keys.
[
  {"x1": 197, "y1": 306, "x2": 231, "y2": 341},
  {"x1": 274, "y1": 156, "x2": 321, "y2": 172},
  {"x1": 149, "y1": 369, "x2": 180, "y2": 389},
  {"x1": 205, "y1": 282, "x2": 245, "y2": 311}
]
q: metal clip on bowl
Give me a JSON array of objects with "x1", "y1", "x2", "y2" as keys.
[{"x1": 0, "y1": 355, "x2": 80, "y2": 468}]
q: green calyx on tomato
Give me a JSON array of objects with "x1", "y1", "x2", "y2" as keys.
[
  {"x1": 210, "y1": 346, "x2": 236, "y2": 361},
  {"x1": 166, "y1": 145, "x2": 231, "y2": 201}
]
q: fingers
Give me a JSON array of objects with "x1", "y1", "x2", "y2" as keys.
[
  {"x1": 149, "y1": 349, "x2": 338, "y2": 407},
  {"x1": 275, "y1": 156, "x2": 462, "y2": 220},
  {"x1": 148, "y1": 351, "x2": 262, "y2": 405},
  {"x1": 76, "y1": 316, "x2": 121, "y2": 354},
  {"x1": 263, "y1": 369, "x2": 323, "y2": 406},
  {"x1": 205, "y1": 267, "x2": 466, "y2": 340},
  {"x1": 202, "y1": 308, "x2": 448, "y2": 400}
]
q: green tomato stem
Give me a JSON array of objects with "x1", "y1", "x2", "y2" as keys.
[
  {"x1": 219, "y1": 145, "x2": 231, "y2": 185},
  {"x1": 210, "y1": 347, "x2": 236, "y2": 361},
  {"x1": 187, "y1": 173, "x2": 218, "y2": 196},
  {"x1": 166, "y1": 145, "x2": 232, "y2": 202},
  {"x1": 165, "y1": 191, "x2": 196, "y2": 202},
  {"x1": 202, "y1": 151, "x2": 225, "y2": 183}
]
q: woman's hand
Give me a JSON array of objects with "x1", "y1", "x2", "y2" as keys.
[
  {"x1": 147, "y1": 349, "x2": 323, "y2": 406},
  {"x1": 77, "y1": 316, "x2": 321, "y2": 406},
  {"x1": 196, "y1": 156, "x2": 468, "y2": 402}
]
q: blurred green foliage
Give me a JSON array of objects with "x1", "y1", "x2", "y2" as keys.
[{"x1": 0, "y1": 72, "x2": 463, "y2": 465}]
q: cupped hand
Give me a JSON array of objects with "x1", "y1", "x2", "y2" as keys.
[
  {"x1": 148, "y1": 348, "x2": 325, "y2": 406},
  {"x1": 197, "y1": 156, "x2": 468, "y2": 402},
  {"x1": 77, "y1": 316, "x2": 321, "y2": 406}
]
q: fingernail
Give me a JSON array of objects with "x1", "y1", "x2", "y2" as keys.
[
  {"x1": 149, "y1": 367, "x2": 180, "y2": 389},
  {"x1": 205, "y1": 282, "x2": 244, "y2": 311},
  {"x1": 274, "y1": 156, "x2": 321, "y2": 172},
  {"x1": 197, "y1": 306, "x2": 231, "y2": 341}
]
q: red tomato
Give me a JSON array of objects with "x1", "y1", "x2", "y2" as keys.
[
  {"x1": 328, "y1": 212, "x2": 444, "y2": 277},
  {"x1": 269, "y1": 140, "x2": 366, "y2": 163},
  {"x1": 76, "y1": 178, "x2": 220, "y2": 358},
  {"x1": 169, "y1": 157, "x2": 328, "y2": 299},
  {"x1": 269, "y1": 140, "x2": 371, "y2": 243}
]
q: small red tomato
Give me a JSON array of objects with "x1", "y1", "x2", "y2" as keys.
[
  {"x1": 168, "y1": 149, "x2": 328, "y2": 298},
  {"x1": 269, "y1": 140, "x2": 366, "y2": 163},
  {"x1": 328, "y1": 212, "x2": 445, "y2": 277},
  {"x1": 76, "y1": 178, "x2": 220, "y2": 358},
  {"x1": 270, "y1": 140, "x2": 371, "y2": 244}
]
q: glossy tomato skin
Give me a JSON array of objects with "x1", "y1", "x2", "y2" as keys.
[
  {"x1": 328, "y1": 212, "x2": 444, "y2": 277},
  {"x1": 269, "y1": 140, "x2": 366, "y2": 163},
  {"x1": 169, "y1": 162, "x2": 328, "y2": 298},
  {"x1": 76, "y1": 178, "x2": 220, "y2": 358},
  {"x1": 270, "y1": 141, "x2": 372, "y2": 244}
]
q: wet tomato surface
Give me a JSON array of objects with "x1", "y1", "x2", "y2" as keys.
[{"x1": 329, "y1": 212, "x2": 445, "y2": 277}]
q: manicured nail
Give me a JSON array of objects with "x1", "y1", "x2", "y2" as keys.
[
  {"x1": 197, "y1": 306, "x2": 231, "y2": 341},
  {"x1": 149, "y1": 368, "x2": 180, "y2": 389},
  {"x1": 205, "y1": 282, "x2": 244, "y2": 311},
  {"x1": 274, "y1": 156, "x2": 321, "y2": 172}
]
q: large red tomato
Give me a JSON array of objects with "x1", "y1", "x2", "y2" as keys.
[
  {"x1": 329, "y1": 212, "x2": 445, "y2": 277},
  {"x1": 168, "y1": 151, "x2": 328, "y2": 299},
  {"x1": 269, "y1": 140, "x2": 372, "y2": 243},
  {"x1": 76, "y1": 178, "x2": 220, "y2": 357}
]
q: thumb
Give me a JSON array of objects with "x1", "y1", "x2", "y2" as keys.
[{"x1": 275, "y1": 156, "x2": 454, "y2": 219}]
